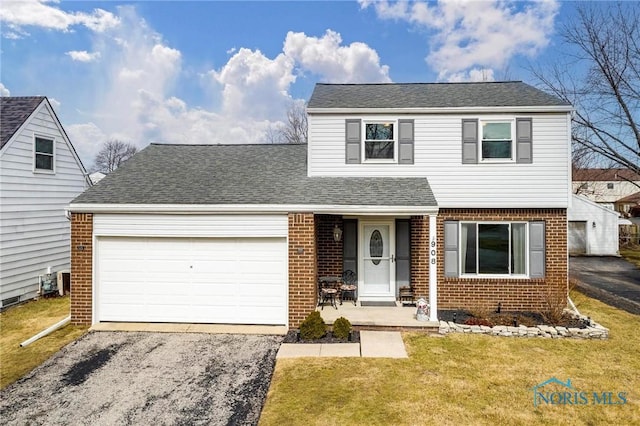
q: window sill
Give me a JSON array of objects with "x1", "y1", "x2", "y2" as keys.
[{"x1": 33, "y1": 169, "x2": 55, "y2": 175}]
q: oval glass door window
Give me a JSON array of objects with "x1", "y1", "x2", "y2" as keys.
[{"x1": 369, "y1": 229, "x2": 383, "y2": 265}]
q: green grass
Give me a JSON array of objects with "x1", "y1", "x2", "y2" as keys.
[
  {"x1": 620, "y1": 247, "x2": 640, "y2": 268},
  {"x1": 260, "y1": 291, "x2": 640, "y2": 425},
  {"x1": 0, "y1": 296, "x2": 87, "y2": 389}
]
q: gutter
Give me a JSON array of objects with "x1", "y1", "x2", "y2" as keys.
[{"x1": 20, "y1": 316, "x2": 71, "y2": 347}]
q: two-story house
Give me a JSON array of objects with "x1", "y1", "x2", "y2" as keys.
[
  {"x1": 1, "y1": 96, "x2": 90, "y2": 308},
  {"x1": 68, "y1": 81, "x2": 572, "y2": 328},
  {"x1": 573, "y1": 168, "x2": 640, "y2": 213}
]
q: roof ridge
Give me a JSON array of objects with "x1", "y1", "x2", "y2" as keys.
[
  {"x1": 315, "y1": 81, "x2": 524, "y2": 86},
  {"x1": 149, "y1": 142, "x2": 306, "y2": 147}
]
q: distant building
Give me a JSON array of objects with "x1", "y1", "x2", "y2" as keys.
[{"x1": 572, "y1": 168, "x2": 640, "y2": 213}]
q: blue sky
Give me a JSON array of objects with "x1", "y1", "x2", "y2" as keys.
[{"x1": 1, "y1": 0, "x2": 580, "y2": 166}]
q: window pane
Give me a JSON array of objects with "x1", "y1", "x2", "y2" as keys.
[
  {"x1": 365, "y1": 123, "x2": 393, "y2": 140},
  {"x1": 35, "y1": 153, "x2": 53, "y2": 170},
  {"x1": 511, "y1": 223, "x2": 527, "y2": 274},
  {"x1": 461, "y1": 223, "x2": 477, "y2": 274},
  {"x1": 482, "y1": 122, "x2": 511, "y2": 140},
  {"x1": 478, "y1": 224, "x2": 509, "y2": 274},
  {"x1": 35, "y1": 138, "x2": 54, "y2": 154},
  {"x1": 365, "y1": 141, "x2": 394, "y2": 159},
  {"x1": 482, "y1": 140, "x2": 512, "y2": 159}
]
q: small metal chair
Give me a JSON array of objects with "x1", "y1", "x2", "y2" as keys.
[
  {"x1": 318, "y1": 278, "x2": 338, "y2": 310},
  {"x1": 340, "y1": 270, "x2": 357, "y2": 305}
]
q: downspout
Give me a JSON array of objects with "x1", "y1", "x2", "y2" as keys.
[
  {"x1": 567, "y1": 295, "x2": 581, "y2": 316},
  {"x1": 20, "y1": 316, "x2": 71, "y2": 347}
]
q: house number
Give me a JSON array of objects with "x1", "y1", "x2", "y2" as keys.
[{"x1": 430, "y1": 238, "x2": 436, "y2": 264}]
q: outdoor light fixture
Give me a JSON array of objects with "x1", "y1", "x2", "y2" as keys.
[{"x1": 333, "y1": 224, "x2": 343, "y2": 242}]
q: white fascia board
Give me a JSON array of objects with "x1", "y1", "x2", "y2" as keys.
[
  {"x1": 68, "y1": 203, "x2": 439, "y2": 215},
  {"x1": 307, "y1": 105, "x2": 574, "y2": 114}
]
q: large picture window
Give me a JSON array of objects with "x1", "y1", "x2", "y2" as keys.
[
  {"x1": 35, "y1": 137, "x2": 54, "y2": 171},
  {"x1": 461, "y1": 222, "x2": 527, "y2": 276},
  {"x1": 481, "y1": 121, "x2": 513, "y2": 160},
  {"x1": 364, "y1": 122, "x2": 395, "y2": 160}
]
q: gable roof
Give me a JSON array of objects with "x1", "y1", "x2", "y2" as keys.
[
  {"x1": 71, "y1": 144, "x2": 436, "y2": 210},
  {"x1": 307, "y1": 81, "x2": 571, "y2": 110},
  {"x1": 617, "y1": 191, "x2": 640, "y2": 204},
  {"x1": 573, "y1": 168, "x2": 640, "y2": 182},
  {"x1": 0, "y1": 96, "x2": 46, "y2": 149}
]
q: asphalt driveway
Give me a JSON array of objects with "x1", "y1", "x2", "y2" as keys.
[
  {"x1": 570, "y1": 256, "x2": 640, "y2": 315},
  {"x1": 0, "y1": 331, "x2": 282, "y2": 425}
]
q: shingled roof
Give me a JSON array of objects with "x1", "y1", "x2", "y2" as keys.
[
  {"x1": 307, "y1": 81, "x2": 570, "y2": 109},
  {"x1": 572, "y1": 168, "x2": 640, "y2": 182},
  {"x1": 0, "y1": 96, "x2": 46, "y2": 149},
  {"x1": 72, "y1": 144, "x2": 436, "y2": 208}
]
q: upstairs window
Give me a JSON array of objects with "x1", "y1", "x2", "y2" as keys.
[
  {"x1": 607, "y1": 183, "x2": 614, "y2": 189},
  {"x1": 481, "y1": 121, "x2": 513, "y2": 161},
  {"x1": 364, "y1": 122, "x2": 395, "y2": 161},
  {"x1": 35, "y1": 137, "x2": 54, "y2": 171}
]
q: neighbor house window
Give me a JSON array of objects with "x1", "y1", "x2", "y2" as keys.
[
  {"x1": 364, "y1": 122, "x2": 395, "y2": 161},
  {"x1": 460, "y1": 222, "x2": 527, "y2": 276},
  {"x1": 481, "y1": 121, "x2": 513, "y2": 161},
  {"x1": 607, "y1": 183, "x2": 614, "y2": 189},
  {"x1": 34, "y1": 137, "x2": 54, "y2": 171}
]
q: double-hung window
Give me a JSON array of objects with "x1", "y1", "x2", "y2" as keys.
[
  {"x1": 460, "y1": 222, "x2": 527, "y2": 276},
  {"x1": 481, "y1": 121, "x2": 514, "y2": 161},
  {"x1": 364, "y1": 122, "x2": 395, "y2": 161},
  {"x1": 34, "y1": 136, "x2": 55, "y2": 172}
]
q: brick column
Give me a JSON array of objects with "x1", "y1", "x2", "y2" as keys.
[
  {"x1": 288, "y1": 213, "x2": 317, "y2": 328},
  {"x1": 70, "y1": 213, "x2": 93, "y2": 325},
  {"x1": 410, "y1": 215, "x2": 430, "y2": 299}
]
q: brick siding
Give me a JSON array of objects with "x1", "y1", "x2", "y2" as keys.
[
  {"x1": 70, "y1": 213, "x2": 93, "y2": 325},
  {"x1": 316, "y1": 215, "x2": 343, "y2": 278},
  {"x1": 437, "y1": 208, "x2": 568, "y2": 312},
  {"x1": 410, "y1": 215, "x2": 430, "y2": 299},
  {"x1": 288, "y1": 213, "x2": 317, "y2": 327}
]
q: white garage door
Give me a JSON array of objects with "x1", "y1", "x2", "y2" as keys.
[{"x1": 96, "y1": 237, "x2": 287, "y2": 325}]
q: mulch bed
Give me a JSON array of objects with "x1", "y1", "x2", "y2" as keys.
[
  {"x1": 283, "y1": 330, "x2": 361, "y2": 344},
  {"x1": 437, "y1": 310, "x2": 588, "y2": 329}
]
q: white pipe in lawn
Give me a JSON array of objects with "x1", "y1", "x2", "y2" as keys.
[
  {"x1": 20, "y1": 316, "x2": 71, "y2": 347},
  {"x1": 567, "y1": 296, "x2": 581, "y2": 317}
]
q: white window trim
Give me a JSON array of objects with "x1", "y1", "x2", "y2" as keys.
[
  {"x1": 33, "y1": 134, "x2": 56, "y2": 174},
  {"x1": 459, "y1": 220, "x2": 530, "y2": 279},
  {"x1": 362, "y1": 120, "x2": 397, "y2": 163},
  {"x1": 479, "y1": 118, "x2": 515, "y2": 163}
]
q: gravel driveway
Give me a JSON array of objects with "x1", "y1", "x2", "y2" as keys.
[{"x1": 0, "y1": 331, "x2": 282, "y2": 425}]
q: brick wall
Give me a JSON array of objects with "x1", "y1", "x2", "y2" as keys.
[
  {"x1": 437, "y1": 208, "x2": 567, "y2": 312},
  {"x1": 288, "y1": 213, "x2": 317, "y2": 327},
  {"x1": 410, "y1": 216, "x2": 430, "y2": 299},
  {"x1": 316, "y1": 215, "x2": 343, "y2": 278},
  {"x1": 70, "y1": 213, "x2": 93, "y2": 325}
]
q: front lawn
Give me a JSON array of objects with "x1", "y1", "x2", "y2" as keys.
[
  {"x1": 260, "y1": 291, "x2": 639, "y2": 425},
  {"x1": 0, "y1": 296, "x2": 87, "y2": 389}
]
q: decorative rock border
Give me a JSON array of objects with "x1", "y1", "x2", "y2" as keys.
[{"x1": 438, "y1": 310, "x2": 608, "y2": 339}]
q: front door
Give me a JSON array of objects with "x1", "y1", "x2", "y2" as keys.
[{"x1": 359, "y1": 221, "x2": 395, "y2": 301}]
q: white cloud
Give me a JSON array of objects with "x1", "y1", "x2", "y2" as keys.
[
  {"x1": 0, "y1": 82, "x2": 10, "y2": 96},
  {"x1": 48, "y1": 97, "x2": 61, "y2": 110},
  {"x1": 0, "y1": 0, "x2": 120, "y2": 37},
  {"x1": 361, "y1": 0, "x2": 558, "y2": 81},
  {"x1": 283, "y1": 30, "x2": 391, "y2": 83},
  {"x1": 66, "y1": 50, "x2": 101, "y2": 62}
]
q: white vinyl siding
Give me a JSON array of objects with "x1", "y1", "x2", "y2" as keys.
[
  {"x1": 93, "y1": 214, "x2": 288, "y2": 238},
  {"x1": 0, "y1": 102, "x2": 88, "y2": 305},
  {"x1": 307, "y1": 113, "x2": 570, "y2": 208},
  {"x1": 568, "y1": 195, "x2": 620, "y2": 255}
]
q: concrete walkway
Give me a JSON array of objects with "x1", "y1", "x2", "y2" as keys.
[{"x1": 276, "y1": 330, "x2": 408, "y2": 359}]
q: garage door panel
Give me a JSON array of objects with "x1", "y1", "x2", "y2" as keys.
[{"x1": 97, "y1": 237, "x2": 287, "y2": 325}]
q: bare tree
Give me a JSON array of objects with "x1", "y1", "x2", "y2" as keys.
[
  {"x1": 92, "y1": 139, "x2": 138, "y2": 173},
  {"x1": 264, "y1": 101, "x2": 308, "y2": 144},
  {"x1": 532, "y1": 3, "x2": 639, "y2": 176}
]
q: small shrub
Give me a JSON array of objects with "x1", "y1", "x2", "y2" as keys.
[
  {"x1": 332, "y1": 317, "x2": 352, "y2": 340},
  {"x1": 299, "y1": 311, "x2": 326, "y2": 340},
  {"x1": 467, "y1": 305, "x2": 493, "y2": 320}
]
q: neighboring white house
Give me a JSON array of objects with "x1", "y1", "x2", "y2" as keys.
[
  {"x1": 568, "y1": 194, "x2": 620, "y2": 255},
  {"x1": 0, "y1": 96, "x2": 90, "y2": 308},
  {"x1": 573, "y1": 168, "x2": 640, "y2": 211}
]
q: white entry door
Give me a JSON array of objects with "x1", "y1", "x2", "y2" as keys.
[{"x1": 360, "y1": 222, "x2": 395, "y2": 301}]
